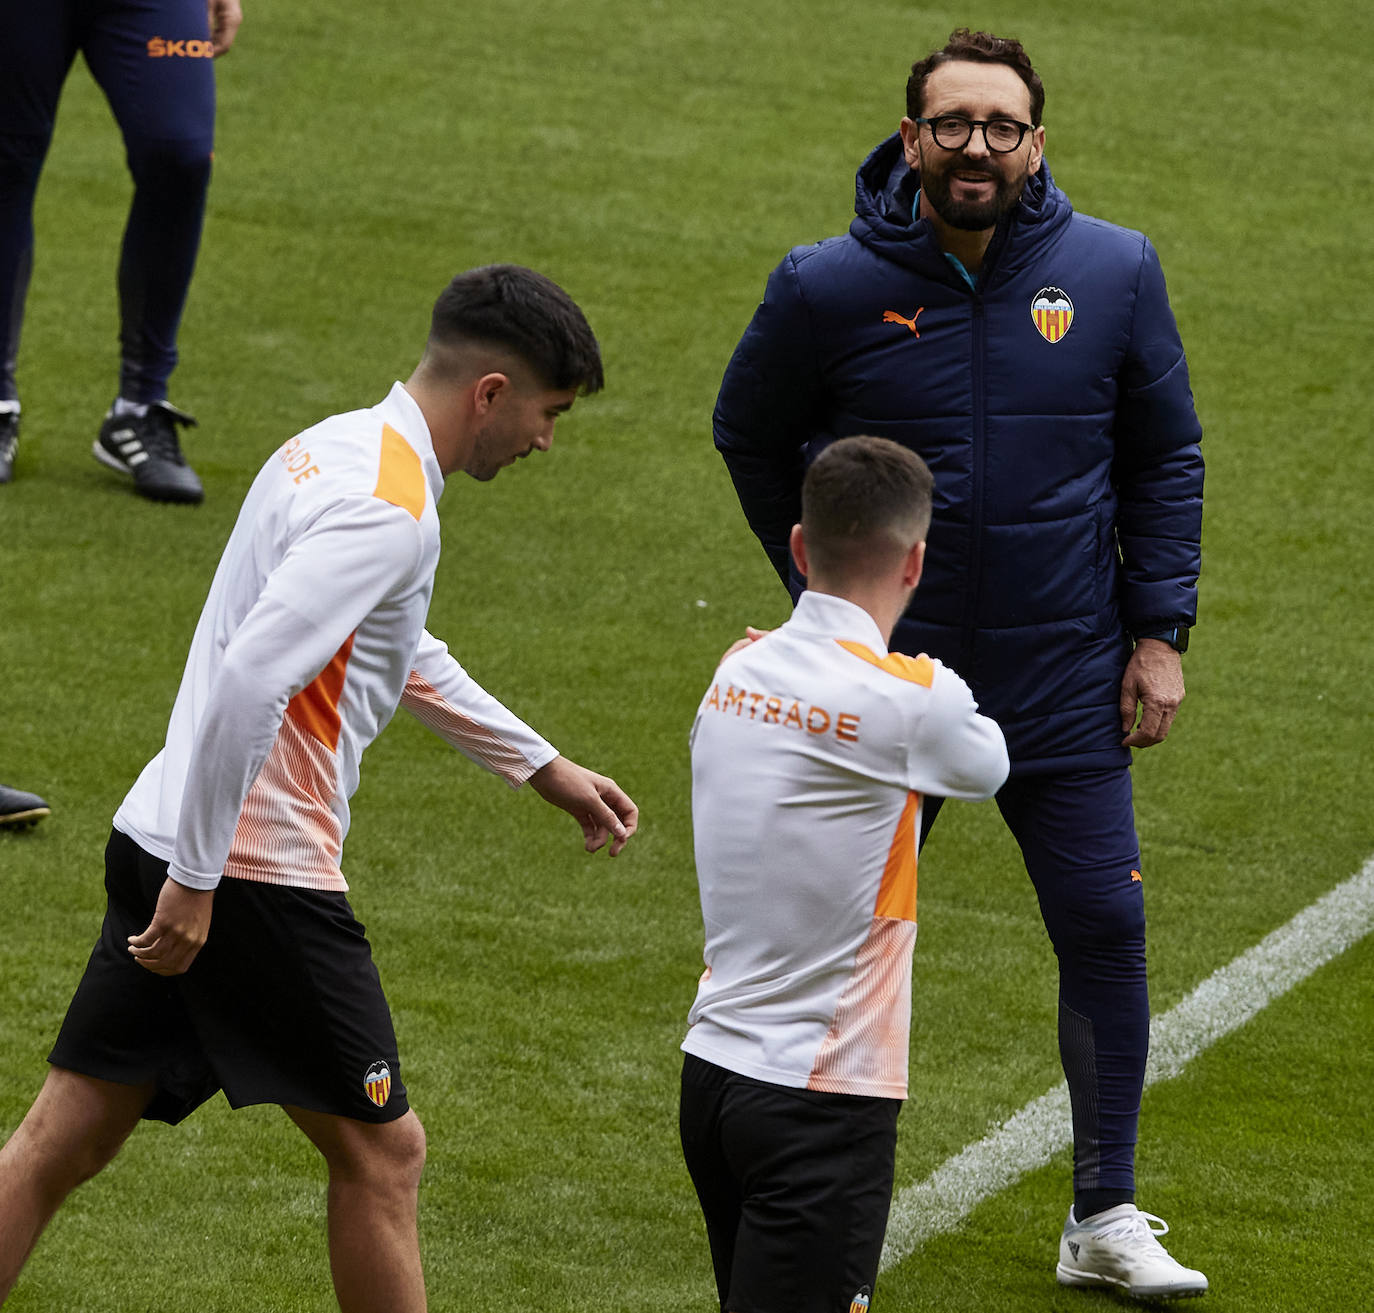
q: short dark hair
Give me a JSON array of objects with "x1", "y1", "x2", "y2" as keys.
[
  {"x1": 907, "y1": 29, "x2": 1045, "y2": 126},
  {"x1": 802, "y1": 437, "x2": 933, "y2": 583},
  {"x1": 428, "y1": 264, "x2": 604, "y2": 394}
]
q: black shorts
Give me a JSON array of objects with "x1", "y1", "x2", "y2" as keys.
[
  {"x1": 49, "y1": 829, "x2": 408, "y2": 1126},
  {"x1": 679, "y1": 1053, "x2": 900, "y2": 1313}
]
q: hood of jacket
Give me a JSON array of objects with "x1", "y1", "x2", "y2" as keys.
[{"x1": 848, "y1": 132, "x2": 1074, "y2": 286}]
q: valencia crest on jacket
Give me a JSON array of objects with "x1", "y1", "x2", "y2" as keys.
[{"x1": 1031, "y1": 287, "x2": 1074, "y2": 342}]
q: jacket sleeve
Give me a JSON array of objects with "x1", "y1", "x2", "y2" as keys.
[
  {"x1": 401, "y1": 629, "x2": 558, "y2": 786},
  {"x1": 1112, "y1": 238, "x2": 1204, "y2": 633},
  {"x1": 713, "y1": 252, "x2": 821, "y2": 587},
  {"x1": 906, "y1": 662, "x2": 1010, "y2": 801}
]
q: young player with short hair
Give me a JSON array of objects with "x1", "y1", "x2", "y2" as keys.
[
  {"x1": 679, "y1": 435, "x2": 1009, "y2": 1313},
  {"x1": 0, "y1": 264, "x2": 637, "y2": 1312}
]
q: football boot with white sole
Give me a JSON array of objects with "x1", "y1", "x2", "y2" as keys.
[{"x1": 1057, "y1": 1203, "x2": 1208, "y2": 1300}]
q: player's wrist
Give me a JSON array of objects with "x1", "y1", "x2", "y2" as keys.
[
  {"x1": 167, "y1": 864, "x2": 221, "y2": 892},
  {"x1": 1131, "y1": 625, "x2": 1189, "y2": 654}
]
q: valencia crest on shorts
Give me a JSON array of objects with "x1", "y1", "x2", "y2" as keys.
[
  {"x1": 849, "y1": 1287, "x2": 872, "y2": 1312},
  {"x1": 363, "y1": 1060, "x2": 392, "y2": 1108},
  {"x1": 1031, "y1": 286, "x2": 1074, "y2": 342}
]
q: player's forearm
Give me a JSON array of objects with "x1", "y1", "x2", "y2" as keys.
[{"x1": 404, "y1": 632, "x2": 557, "y2": 784}]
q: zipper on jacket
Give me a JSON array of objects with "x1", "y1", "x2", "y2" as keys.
[{"x1": 962, "y1": 293, "x2": 986, "y2": 672}]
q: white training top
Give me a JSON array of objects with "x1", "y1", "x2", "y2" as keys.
[
  {"x1": 681, "y1": 590, "x2": 1009, "y2": 1099},
  {"x1": 115, "y1": 383, "x2": 558, "y2": 892}
]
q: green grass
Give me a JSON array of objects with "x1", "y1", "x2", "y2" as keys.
[{"x1": 2, "y1": 0, "x2": 1372, "y2": 1308}]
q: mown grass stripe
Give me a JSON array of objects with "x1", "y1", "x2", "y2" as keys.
[{"x1": 880, "y1": 855, "x2": 1374, "y2": 1270}]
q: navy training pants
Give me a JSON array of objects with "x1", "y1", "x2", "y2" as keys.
[
  {"x1": 924, "y1": 766, "x2": 1148, "y2": 1204},
  {"x1": 0, "y1": 0, "x2": 216, "y2": 403}
]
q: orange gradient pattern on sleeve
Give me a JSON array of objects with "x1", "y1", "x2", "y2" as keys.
[{"x1": 401, "y1": 669, "x2": 535, "y2": 784}]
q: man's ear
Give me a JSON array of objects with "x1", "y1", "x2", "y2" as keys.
[
  {"x1": 903, "y1": 539, "x2": 926, "y2": 589},
  {"x1": 789, "y1": 523, "x2": 809, "y2": 577},
  {"x1": 472, "y1": 371, "x2": 511, "y2": 415},
  {"x1": 898, "y1": 117, "x2": 922, "y2": 170}
]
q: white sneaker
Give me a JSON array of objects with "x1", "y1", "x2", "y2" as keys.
[{"x1": 1057, "y1": 1203, "x2": 1208, "y2": 1300}]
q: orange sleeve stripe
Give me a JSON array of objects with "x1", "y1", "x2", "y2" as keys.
[
  {"x1": 402, "y1": 669, "x2": 534, "y2": 779},
  {"x1": 835, "y1": 640, "x2": 935, "y2": 687},
  {"x1": 874, "y1": 790, "x2": 919, "y2": 922},
  {"x1": 373, "y1": 424, "x2": 426, "y2": 521},
  {"x1": 285, "y1": 633, "x2": 355, "y2": 752}
]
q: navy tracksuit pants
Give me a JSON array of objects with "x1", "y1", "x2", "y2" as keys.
[
  {"x1": 0, "y1": 0, "x2": 217, "y2": 403},
  {"x1": 923, "y1": 766, "x2": 1148, "y2": 1209}
]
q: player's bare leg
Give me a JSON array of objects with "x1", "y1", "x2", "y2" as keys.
[
  {"x1": 0, "y1": 1067, "x2": 153, "y2": 1301},
  {"x1": 285, "y1": 1104, "x2": 428, "y2": 1313}
]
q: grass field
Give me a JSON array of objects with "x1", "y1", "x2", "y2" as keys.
[{"x1": 2, "y1": 1, "x2": 1372, "y2": 1309}]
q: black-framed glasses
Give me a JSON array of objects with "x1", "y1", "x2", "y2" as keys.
[{"x1": 913, "y1": 115, "x2": 1034, "y2": 153}]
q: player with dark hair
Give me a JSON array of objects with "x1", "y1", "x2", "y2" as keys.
[
  {"x1": 427, "y1": 263, "x2": 606, "y2": 395},
  {"x1": 714, "y1": 26, "x2": 1207, "y2": 1302},
  {"x1": 0, "y1": 264, "x2": 636, "y2": 1311},
  {"x1": 680, "y1": 436, "x2": 1008, "y2": 1313},
  {"x1": 0, "y1": 0, "x2": 243, "y2": 499},
  {"x1": 907, "y1": 27, "x2": 1045, "y2": 126}
]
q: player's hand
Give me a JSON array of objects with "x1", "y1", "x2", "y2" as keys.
[
  {"x1": 529, "y1": 756, "x2": 638, "y2": 857},
  {"x1": 128, "y1": 878, "x2": 215, "y2": 975},
  {"x1": 1120, "y1": 639, "x2": 1185, "y2": 748},
  {"x1": 719, "y1": 626, "x2": 770, "y2": 664},
  {"x1": 208, "y1": 0, "x2": 243, "y2": 55}
]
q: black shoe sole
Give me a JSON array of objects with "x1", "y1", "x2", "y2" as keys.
[
  {"x1": 134, "y1": 483, "x2": 205, "y2": 505},
  {"x1": 92, "y1": 441, "x2": 204, "y2": 504}
]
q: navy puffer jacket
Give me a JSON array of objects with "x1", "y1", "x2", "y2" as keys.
[{"x1": 714, "y1": 134, "x2": 1203, "y2": 775}]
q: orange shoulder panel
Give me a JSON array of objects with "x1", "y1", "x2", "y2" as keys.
[
  {"x1": 373, "y1": 424, "x2": 426, "y2": 521},
  {"x1": 835, "y1": 640, "x2": 935, "y2": 687}
]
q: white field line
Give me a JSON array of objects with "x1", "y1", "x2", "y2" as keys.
[{"x1": 880, "y1": 855, "x2": 1374, "y2": 1271}]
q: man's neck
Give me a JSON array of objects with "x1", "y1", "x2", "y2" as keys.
[
  {"x1": 917, "y1": 192, "x2": 996, "y2": 274},
  {"x1": 806, "y1": 581, "x2": 907, "y2": 647},
  {"x1": 402, "y1": 375, "x2": 467, "y2": 477}
]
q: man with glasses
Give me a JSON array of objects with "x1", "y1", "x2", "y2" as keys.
[{"x1": 713, "y1": 28, "x2": 1206, "y2": 1303}]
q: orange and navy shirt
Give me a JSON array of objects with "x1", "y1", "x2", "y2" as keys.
[
  {"x1": 682, "y1": 590, "x2": 1009, "y2": 1099},
  {"x1": 115, "y1": 383, "x2": 557, "y2": 892}
]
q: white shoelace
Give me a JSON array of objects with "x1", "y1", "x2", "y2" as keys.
[{"x1": 1093, "y1": 1209, "x2": 1173, "y2": 1255}]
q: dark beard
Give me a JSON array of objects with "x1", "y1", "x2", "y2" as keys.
[{"x1": 921, "y1": 158, "x2": 1025, "y2": 231}]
